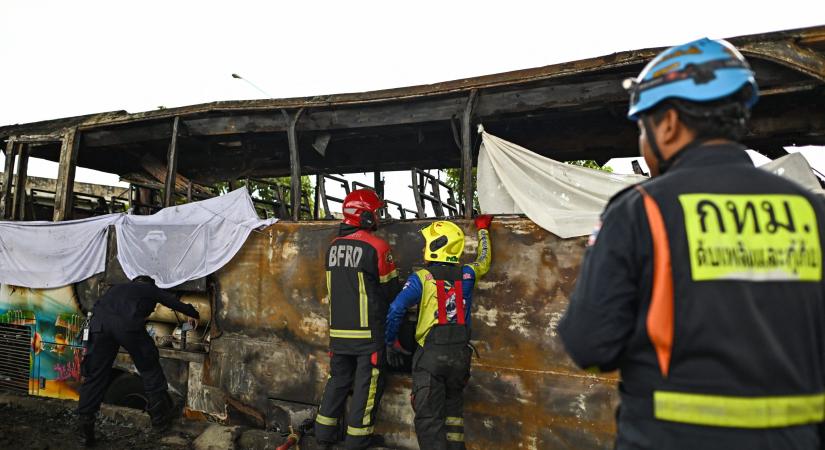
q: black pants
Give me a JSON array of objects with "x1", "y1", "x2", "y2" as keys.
[
  {"x1": 316, "y1": 351, "x2": 385, "y2": 450},
  {"x1": 412, "y1": 326, "x2": 471, "y2": 450},
  {"x1": 77, "y1": 318, "x2": 167, "y2": 417}
]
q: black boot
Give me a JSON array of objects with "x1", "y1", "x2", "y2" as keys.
[
  {"x1": 77, "y1": 414, "x2": 97, "y2": 447},
  {"x1": 146, "y1": 391, "x2": 175, "y2": 431}
]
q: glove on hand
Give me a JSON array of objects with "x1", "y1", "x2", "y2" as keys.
[
  {"x1": 386, "y1": 339, "x2": 411, "y2": 368},
  {"x1": 474, "y1": 214, "x2": 493, "y2": 230}
]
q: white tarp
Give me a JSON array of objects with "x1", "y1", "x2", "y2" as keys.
[
  {"x1": 0, "y1": 188, "x2": 275, "y2": 289},
  {"x1": 477, "y1": 131, "x2": 647, "y2": 238},
  {"x1": 759, "y1": 152, "x2": 824, "y2": 194},
  {"x1": 116, "y1": 188, "x2": 275, "y2": 288},
  {"x1": 0, "y1": 214, "x2": 122, "y2": 288}
]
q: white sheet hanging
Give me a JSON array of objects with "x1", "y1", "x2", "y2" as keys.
[
  {"x1": 115, "y1": 188, "x2": 276, "y2": 288},
  {"x1": 0, "y1": 188, "x2": 275, "y2": 289},
  {"x1": 477, "y1": 131, "x2": 647, "y2": 238},
  {"x1": 0, "y1": 214, "x2": 122, "y2": 288}
]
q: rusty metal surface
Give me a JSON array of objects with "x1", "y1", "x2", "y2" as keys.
[
  {"x1": 1, "y1": 26, "x2": 822, "y2": 137},
  {"x1": 204, "y1": 218, "x2": 618, "y2": 449}
]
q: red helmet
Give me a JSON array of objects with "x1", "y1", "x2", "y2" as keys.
[{"x1": 342, "y1": 189, "x2": 383, "y2": 229}]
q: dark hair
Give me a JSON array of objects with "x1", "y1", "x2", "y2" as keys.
[
  {"x1": 645, "y1": 85, "x2": 754, "y2": 141},
  {"x1": 133, "y1": 275, "x2": 155, "y2": 284}
]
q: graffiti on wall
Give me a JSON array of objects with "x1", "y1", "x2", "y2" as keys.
[{"x1": 0, "y1": 284, "x2": 84, "y2": 400}]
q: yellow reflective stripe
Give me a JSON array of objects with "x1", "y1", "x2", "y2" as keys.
[
  {"x1": 446, "y1": 432, "x2": 464, "y2": 442},
  {"x1": 326, "y1": 270, "x2": 332, "y2": 323},
  {"x1": 379, "y1": 269, "x2": 398, "y2": 283},
  {"x1": 330, "y1": 329, "x2": 372, "y2": 339},
  {"x1": 654, "y1": 391, "x2": 825, "y2": 428},
  {"x1": 347, "y1": 425, "x2": 374, "y2": 436},
  {"x1": 445, "y1": 416, "x2": 464, "y2": 426},
  {"x1": 316, "y1": 414, "x2": 338, "y2": 426},
  {"x1": 358, "y1": 272, "x2": 368, "y2": 327},
  {"x1": 362, "y1": 367, "x2": 380, "y2": 425}
]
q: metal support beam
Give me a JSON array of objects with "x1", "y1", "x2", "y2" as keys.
[
  {"x1": 741, "y1": 40, "x2": 825, "y2": 82},
  {"x1": 461, "y1": 90, "x2": 478, "y2": 219},
  {"x1": 373, "y1": 171, "x2": 383, "y2": 198},
  {"x1": 1, "y1": 138, "x2": 17, "y2": 219},
  {"x1": 53, "y1": 128, "x2": 80, "y2": 221},
  {"x1": 281, "y1": 108, "x2": 305, "y2": 221},
  {"x1": 11, "y1": 144, "x2": 29, "y2": 220},
  {"x1": 163, "y1": 116, "x2": 181, "y2": 207}
]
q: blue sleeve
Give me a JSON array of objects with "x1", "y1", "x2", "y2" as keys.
[
  {"x1": 461, "y1": 266, "x2": 476, "y2": 326},
  {"x1": 385, "y1": 274, "x2": 423, "y2": 345}
]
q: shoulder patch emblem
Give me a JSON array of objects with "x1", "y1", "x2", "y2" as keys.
[{"x1": 587, "y1": 221, "x2": 602, "y2": 247}]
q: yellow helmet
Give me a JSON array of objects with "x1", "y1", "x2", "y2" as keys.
[{"x1": 421, "y1": 221, "x2": 465, "y2": 263}]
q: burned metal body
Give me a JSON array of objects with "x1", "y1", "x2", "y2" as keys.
[
  {"x1": 0, "y1": 26, "x2": 823, "y2": 449},
  {"x1": 200, "y1": 219, "x2": 615, "y2": 449}
]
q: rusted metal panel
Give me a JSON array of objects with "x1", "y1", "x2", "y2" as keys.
[
  {"x1": 205, "y1": 218, "x2": 618, "y2": 449},
  {"x1": 1, "y1": 26, "x2": 822, "y2": 139}
]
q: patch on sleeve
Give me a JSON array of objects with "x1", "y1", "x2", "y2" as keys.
[
  {"x1": 587, "y1": 221, "x2": 602, "y2": 247},
  {"x1": 463, "y1": 272, "x2": 472, "y2": 280},
  {"x1": 385, "y1": 252, "x2": 394, "y2": 265}
]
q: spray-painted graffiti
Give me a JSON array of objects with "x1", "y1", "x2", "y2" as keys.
[{"x1": 0, "y1": 284, "x2": 84, "y2": 400}]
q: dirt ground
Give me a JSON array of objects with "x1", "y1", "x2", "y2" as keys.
[{"x1": 0, "y1": 398, "x2": 201, "y2": 450}]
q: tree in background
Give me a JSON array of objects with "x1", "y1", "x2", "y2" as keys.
[
  {"x1": 566, "y1": 160, "x2": 614, "y2": 172},
  {"x1": 218, "y1": 176, "x2": 314, "y2": 219}
]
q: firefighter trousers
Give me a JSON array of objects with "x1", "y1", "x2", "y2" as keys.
[
  {"x1": 77, "y1": 317, "x2": 168, "y2": 418},
  {"x1": 411, "y1": 338, "x2": 471, "y2": 450},
  {"x1": 316, "y1": 351, "x2": 385, "y2": 450}
]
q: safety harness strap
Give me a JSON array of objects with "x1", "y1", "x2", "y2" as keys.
[{"x1": 435, "y1": 279, "x2": 465, "y2": 325}]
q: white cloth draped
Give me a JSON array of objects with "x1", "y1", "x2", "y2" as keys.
[
  {"x1": 477, "y1": 131, "x2": 647, "y2": 238},
  {"x1": 0, "y1": 188, "x2": 275, "y2": 289}
]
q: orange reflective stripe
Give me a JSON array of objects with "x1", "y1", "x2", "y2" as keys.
[{"x1": 636, "y1": 186, "x2": 674, "y2": 378}]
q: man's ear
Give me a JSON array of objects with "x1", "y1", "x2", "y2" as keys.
[{"x1": 657, "y1": 108, "x2": 681, "y2": 147}]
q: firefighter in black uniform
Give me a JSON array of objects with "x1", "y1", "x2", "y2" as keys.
[
  {"x1": 77, "y1": 275, "x2": 200, "y2": 445},
  {"x1": 559, "y1": 38, "x2": 825, "y2": 450},
  {"x1": 315, "y1": 189, "x2": 400, "y2": 450}
]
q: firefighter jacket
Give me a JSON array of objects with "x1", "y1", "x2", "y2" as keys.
[
  {"x1": 91, "y1": 280, "x2": 199, "y2": 331},
  {"x1": 386, "y1": 229, "x2": 491, "y2": 347},
  {"x1": 326, "y1": 225, "x2": 400, "y2": 354},
  {"x1": 559, "y1": 143, "x2": 825, "y2": 449}
]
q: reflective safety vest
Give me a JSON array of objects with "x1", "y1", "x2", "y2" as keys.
[{"x1": 414, "y1": 265, "x2": 469, "y2": 347}]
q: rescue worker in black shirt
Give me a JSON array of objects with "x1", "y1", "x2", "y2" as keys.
[
  {"x1": 315, "y1": 189, "x2": 400, "y2": 450},
  {"x1": 384, "y1": 215, "x2": 492, "y2": 450},
  {"x1": 559, "y1": 38, "x2": 825, "y2": 450},
  {"x1": 77, "y1": 275, "x2": 200, "y2": 446}
]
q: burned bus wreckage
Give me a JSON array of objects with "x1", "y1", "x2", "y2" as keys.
[{"x1": 1, "y1": 26, "x2": 825, "y2": 449}]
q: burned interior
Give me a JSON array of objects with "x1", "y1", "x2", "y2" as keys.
[{"x1": 0, "y1": 26, "x2": 824, "y2": 450}]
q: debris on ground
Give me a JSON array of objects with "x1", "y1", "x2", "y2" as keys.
[{"x1": 0, "y1": 392, "x2": 396, "y2": 450}]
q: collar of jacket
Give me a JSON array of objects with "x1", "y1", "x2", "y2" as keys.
[
  {"x1": 666, "y1": 142, "x2": 751, "y2": 174},
  {"x1": 338, "y1": 223, "x2": 361, "y2": 237}
]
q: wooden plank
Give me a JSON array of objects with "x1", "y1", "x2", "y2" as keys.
[
  {"x1": 1, "y1": 138, "x2": 17, "y2": 219},
  {"x1": 461, "y1": 90, "x2": 478, "y2": 219},
  {"x1": 53, "y1": 128, "x2": 80, "y2": 221},
  {"x1": 11, "y1": 144, "x2": 29, "y2": 220},
  {"x1": 163, "y1": 116, "x2": 181, "y2": 207},
  {"x1": 282, "y1": 108, "x2": 305, "y2": 221}
]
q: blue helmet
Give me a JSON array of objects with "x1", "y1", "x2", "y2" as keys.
[{"x1": 626, "y1": 38, "x2": 759, "y2": 120}]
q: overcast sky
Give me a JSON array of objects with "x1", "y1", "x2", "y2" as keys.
[{"x1": 1, "y1": 1, "x2": 823, "y2": 209}]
